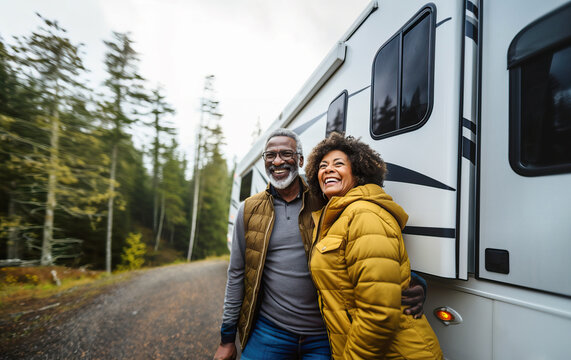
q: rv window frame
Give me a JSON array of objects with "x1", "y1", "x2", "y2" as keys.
[
  {"x1": 239, "y1": 170, "x2": 253, "y2": 202},
  {"x1": 508, "y1": 3, "x2": 571, "y2": 177},
  {"x1": 369, "y1": 4, "x2": 436, "y2": 140},
  {"x1": 325, "y1": 90, "x2": 348, "y2": 137}
]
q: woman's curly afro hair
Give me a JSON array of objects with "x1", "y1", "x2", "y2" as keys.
[{"x1": 305, "y1": 132, "x2": 387, "y2": 200}]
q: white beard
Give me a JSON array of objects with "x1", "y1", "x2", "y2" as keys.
[{"x1": 266, "y1": 162, "x2": 299, "y2": 189}]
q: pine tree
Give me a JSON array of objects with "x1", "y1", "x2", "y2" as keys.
[
  {"x1": 0, "y1": 38, "x2": 40, "y2": 260},
  {"x1": 3, "y1": 16, "x2": 109, "y2": 265},
  {"x1": 143, "y1": 87, "x2": 176, "y2": 237},
  {"x1": 101, "y1": 32, "x2": 146, "y2": 272},
  {"x1": 187, "y1": 75, "x2": 222, "y2": 260},
  {"x1": 154, "y1": 141, "x2": 186, "y2": 250},
  {"x1": 192, "y1": 123, "x2": 231, "y2": 259}
]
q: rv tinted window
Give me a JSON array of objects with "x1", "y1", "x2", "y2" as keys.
[
  {"x1": 371, "y1": 6, "x2": 434, "y2": 139},
  {"x1": 371, "y1": 36, "x2": 399, "y2": 135},
  {"x1": 239, "y1": 170, "x2": 253, "y2": 201},
  {"x1": 510, "y1": 44, "x2": 571, "y2": 175},
  {"x1": 401, "y1": 14, "x2": 430, "y2": 128},
  {"x1": 326, "y1": 90, "x2": 348, "y2": 137}
]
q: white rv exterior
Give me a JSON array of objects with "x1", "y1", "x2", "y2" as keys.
[{"x1": 227, "y1": 1, "x2": 571, "y2": 358}]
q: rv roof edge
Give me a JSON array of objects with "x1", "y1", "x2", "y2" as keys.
[
  {"x1": 278, "y1": 0, "x2": 379, "y2": 130},
  {"x1": 235, "y1": 2, "x2": 380, "y2": 176},
  {"x1": 280, "y1": 42, "x2": 346, "y2": 128},
  {"x1": 341, "y1": 0, "x2": 379, "y2": 42}
]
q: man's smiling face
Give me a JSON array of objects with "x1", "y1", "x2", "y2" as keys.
[{"x1": 264, "y1": 136, "x2": 303, "y2": 190}]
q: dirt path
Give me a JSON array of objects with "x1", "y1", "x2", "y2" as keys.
[{"x1": 2, "y1": 260, "x2": 231, "y2": 360}]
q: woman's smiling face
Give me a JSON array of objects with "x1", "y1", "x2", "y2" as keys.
[{"x1": 318, "y1": 150, "x2": 357, "y2": 199}]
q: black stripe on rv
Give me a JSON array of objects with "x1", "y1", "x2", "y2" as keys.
[
  {"x1": 292, "y1": 112, "x2": 326, "y2": 135},
  {"x1": 465, "y1": 19, "x2": 478, "y2": 44},
  {"x1": 462, "y1": 118, "x2": 476, "y2": 165},
  {"x1": 385, "y1": 163, "x2": 455, "y2": 191},
  {"x1": 462, "y1": 137, "x2": 476, "y2": 165},
  {"x1": 466, "y1": 0, "x2": 479, "y2": 19},
  {"x1": 231, "y1": 200, "x2": 239, "y2": 209},
  {"x1": 465, "y1": 0, "x2": 479, "y2": 45},
  {"x1": 349, "y1": 85, "x2": 370, "y2": 98},
  {"x1": 255, "y1": 166, "x2": 269, "y2": 184},
  {"x1": 403, "y1": 226, "x2": 456, "y2": 238},
  {"x1": 436, "y1": 17, "x2": 452, "y2": 28},
  {"x1": 463, "y1": 117, "x2": 477, "y2": 133}
]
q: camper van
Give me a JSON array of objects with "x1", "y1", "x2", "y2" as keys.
[{"x1": 227, "y1": 1, "x2": 571, "y2": 358}]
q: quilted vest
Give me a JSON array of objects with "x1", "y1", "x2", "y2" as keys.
[{"x1": 238, "y1": 178, "x2": 319, "y2": 348}]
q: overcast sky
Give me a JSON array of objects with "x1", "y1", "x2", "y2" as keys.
[{"x1": 1, "y1": 0, "x2": 370, "y2": 165}]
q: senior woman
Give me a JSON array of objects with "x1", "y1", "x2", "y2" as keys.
[{"x1": 305, "y1": 132, "x2": 443, "y2": 359}]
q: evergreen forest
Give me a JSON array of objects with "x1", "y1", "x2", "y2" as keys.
[{"x1": 0, "y1": 16, "x2": 233, "y2": 271}]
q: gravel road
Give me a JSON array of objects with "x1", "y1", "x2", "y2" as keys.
[{"x1": 2, "y1": 260, "x2": 233, "y2": 360}]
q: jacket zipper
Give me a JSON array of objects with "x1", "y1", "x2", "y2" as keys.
[{"x1": 308, "y1": 203, "x2": 329, "y2": 264}]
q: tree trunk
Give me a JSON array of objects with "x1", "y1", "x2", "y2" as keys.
[
  {"x1": 152, "y1": 114, "x2": 160, "y2": 233},
  {"x1": 41, "y1": 111, "x2": 60, "y2": 266},
  {"x1": 187, "y1": 122, "x2": 203, "y2": 262},
  {"x1": 105, "y1": 143, "x2": 118, "y2": 273},
  {"x1": 187, "y1": 168, "x2": 200, "y2": 261},
  {"x1": 153, "y1": 188, "x2": 158, "y2": 232},
  {"x1": 154, "y1": 193, "x2": 165, "y2": 251}
]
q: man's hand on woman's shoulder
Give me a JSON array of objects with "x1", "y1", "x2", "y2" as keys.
[{"x1": 402, "y1": 283, "x2": 425, "y2": 319}]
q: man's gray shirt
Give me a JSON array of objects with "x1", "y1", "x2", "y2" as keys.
[{"x1": 222, "y1": 192, "x2": 325, "y2": 336}]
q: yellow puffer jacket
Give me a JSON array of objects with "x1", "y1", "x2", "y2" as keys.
[{"x1": 310, "y1": 184, "x2": 443, "y2": 359}]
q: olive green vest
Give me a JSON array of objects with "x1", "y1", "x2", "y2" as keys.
[{"x1": 238, "y1": 178, "x2": 319, "y2": 348}]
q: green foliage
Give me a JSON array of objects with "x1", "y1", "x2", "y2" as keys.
[
  {"x1": 144, "y1": 87, "x2": 176, "y2": 236},
  {"x1": 0, "y1": 17, "x2": 110, "y2": 265},
  {"x1": 0, "y1": 15, "x2": 233, "y2": 271},
  {"x1": 161, "y1": 143, "x2": 187, "y2": 226},
  {"x1": 191, "y1": 123, "x2": 231, "y2": 260},
  {"x1": 118, "y1": 232, "x2": 146, "y2": 271},
  {"x1": 101, "y1": 31, "x2": 149, "y2": 272}
]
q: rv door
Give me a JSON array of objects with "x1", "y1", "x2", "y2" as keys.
[{"x1": 478, "y1": 0, "x2": 571, "y2": 296}]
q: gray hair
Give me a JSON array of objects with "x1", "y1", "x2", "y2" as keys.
[{"x1": 265, "y1": 128, "x2": 303, "y2": 156}]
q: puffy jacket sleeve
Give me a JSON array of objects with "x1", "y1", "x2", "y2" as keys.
[{"x1": 343, "y1": 205, "x2": 402, "y2": 359}]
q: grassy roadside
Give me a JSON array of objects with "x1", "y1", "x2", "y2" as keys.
[{"x1": 0, "y1": 266, "x2": 138, "y2": 348}]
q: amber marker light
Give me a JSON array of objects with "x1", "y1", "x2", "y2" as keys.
[
  {"x1": 433, "y1": 306, "x2": 463, "y2": 326},
  {"x1": 435, "y1": 309, "x2": 454, "y2": 322}
]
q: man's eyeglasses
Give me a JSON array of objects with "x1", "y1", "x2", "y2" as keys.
[{"x1": 262, "y1": 150, "x2": 298, "y2": 161}]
